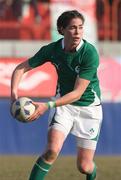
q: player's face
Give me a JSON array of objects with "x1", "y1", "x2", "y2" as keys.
[{"x1": 62, "y1": 18, "x2": 84, "y2": 50}]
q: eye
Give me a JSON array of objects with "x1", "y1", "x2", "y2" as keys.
[
  {"x1": 69, "y1": 26, "x2": 75, "y2": 30},
  {"x1": 78, "y1": 26, "x2": 83, "y2": 29}
]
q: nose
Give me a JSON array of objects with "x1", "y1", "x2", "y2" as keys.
[{"x1": 75, "y1": 27, "x2": 81, "y2": 35}]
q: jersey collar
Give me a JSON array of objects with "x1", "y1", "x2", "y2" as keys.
[{"x1": 61, "y1": 38, "x2": 84, "y2": 51}]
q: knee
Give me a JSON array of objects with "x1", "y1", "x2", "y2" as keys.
[
  {"x1": 42, "y1": 149, "x2": 58, "y2": 162},
  {"x1": 77, "y1": 160, "x2": 92, "y2": 174}
]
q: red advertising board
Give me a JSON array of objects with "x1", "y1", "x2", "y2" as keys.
[
  {"x1": 0, "y1": 57, "x2": 121, "y2": 102},
  {"x1": 0, "y1": 58, "x2": 57, "y2": 97},
  {"x1": 98, "y1": 56, "x2": 121, "y2": 102}
]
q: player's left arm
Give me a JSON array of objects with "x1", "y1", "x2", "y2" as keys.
[
  {"x1": 55, "y1": 77, "x2": 90, "y2": 107},
  {"x1": 28, "y1": 77, "x2": 90, "y2": 121}
]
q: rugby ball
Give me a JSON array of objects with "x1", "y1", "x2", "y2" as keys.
[{"x1": 11, "y1": 97, "x2": 36, "y2": 123}]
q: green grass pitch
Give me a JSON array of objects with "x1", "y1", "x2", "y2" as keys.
[{"x1": 0, "y1": 155, "x2": 121, "y2": 180}]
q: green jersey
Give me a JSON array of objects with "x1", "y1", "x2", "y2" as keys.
[{"x1": 28, "y1": 39, "x2": 101, "y2": 106}]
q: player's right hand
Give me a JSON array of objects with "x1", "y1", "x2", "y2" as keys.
[{"x1": 27, "y1": 102, "x2": 49, "y2": 121}]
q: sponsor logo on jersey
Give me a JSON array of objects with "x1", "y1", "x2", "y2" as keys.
[{"x1": 75, "y1": 65, "x2": 80, "y2": 74}]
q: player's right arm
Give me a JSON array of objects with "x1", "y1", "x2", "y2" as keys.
[{"x1": 11, "y1": 60, "x2": 32, "y2": 102}]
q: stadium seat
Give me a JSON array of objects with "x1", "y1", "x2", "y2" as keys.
[{"x1": 0, "y1": 3, "x2": 51, "y2": 40}]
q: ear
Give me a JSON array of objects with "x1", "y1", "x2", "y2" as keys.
[
  {"x1": 60, "y1": 27, "x2": 64, "y2": 35},
  {"x1": 58, "y1": 27, "x2": 64, "y2": 35}
]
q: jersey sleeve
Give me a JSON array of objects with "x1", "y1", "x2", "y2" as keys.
[
  {"x1": 79, "y1": 46, "x2": 99, "y2": 81},
  {"x1": 28, "y1": 45, "x2": 51, "y2": 68}
]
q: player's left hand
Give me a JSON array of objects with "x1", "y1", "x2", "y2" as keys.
[{"x1": 27, "y1": 102, "x2": 48, "y2": 121}]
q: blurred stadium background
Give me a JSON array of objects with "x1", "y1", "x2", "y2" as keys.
[{"x1": 0, "y1": 0, "x2": 121, "y2": 179}]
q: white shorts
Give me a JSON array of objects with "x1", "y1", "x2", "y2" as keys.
[{"x1": 48, "y1": 104, "x2": 103, "y2": 150}]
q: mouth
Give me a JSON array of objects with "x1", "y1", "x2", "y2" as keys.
[
  {"x1": 73, "y1": 37, "x2": 80, "y2": 40},
  {"x1": 73, "y1": 38, "x2": 80, "y2": 43}
]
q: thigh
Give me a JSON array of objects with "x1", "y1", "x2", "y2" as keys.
[
  {"x1": 46, "y1": 128, "x2": 66, "y2": 153},
  {"x1": 42, "y1": 128, "x2": 66, "y2": 162},
  {"x1": 77, "y1": 147, "x2": 95, "y2": 162}
]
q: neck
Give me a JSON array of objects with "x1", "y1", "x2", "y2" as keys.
[
  {"x1": 63, "y1": 39, "x2": 82, "y2": 52},
  {"x1": 64, "y1": 46, "x2": 76, "y2": 52},
  {"x1": 64, "y1": 42, "x2": 77, "y2": 52}
]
